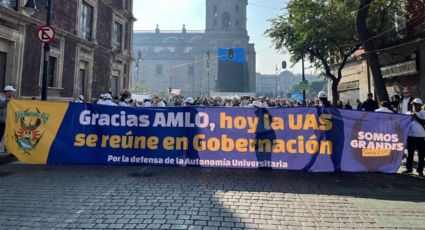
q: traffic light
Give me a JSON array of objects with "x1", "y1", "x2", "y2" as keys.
[{"x1": 228, "y1": 48, "x2": 234, "y2": 59}]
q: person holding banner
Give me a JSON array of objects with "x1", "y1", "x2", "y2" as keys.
[
  {"x1": 316, "y1": 91, "x2": 344, "y2": 172},
  {"x1": 183, "y1": 97, "x2": 194, "y2": 106},
  {"x1": 0, "y1": 86, "x2": 16, "y2": 152},
  {"x1": 102, "y1": 94, "x2": 118, "y2": 106},
  {"x1": 375, "y1": 101, "x2": 394, "y2": 113},
  {"x1": 317, "y1": 91, "x2": 332, "y2": 107},
  {"x1": 403, "y1": 98, "x2": 425, "y2": 177},
  {"x1": 362, "y1": 93, "x2": 379, "y2": 111},
  {"x1": 74, "y1": 95, "x2": 84, "y2": 103}
]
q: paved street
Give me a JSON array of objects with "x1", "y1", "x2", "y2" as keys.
[{"x1": 1, "y1": 164, "x2": 425, "y2": 230}]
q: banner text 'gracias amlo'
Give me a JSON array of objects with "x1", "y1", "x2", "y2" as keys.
[
  {"x1": 6, "y1": 100, "x2": 412, "y2": 172},
  {"x1": 75, "y1": 110, "x2": 333, "y2": 155}
]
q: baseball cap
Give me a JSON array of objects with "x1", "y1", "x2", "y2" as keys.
[
  {"x1": 78, "y1": 95, "x2": 84, "y2": 100},
  {"x1": 4, "y1": 85, "x2": 16, "y2": 92},
  {"x1": 104, "y1": 93, "x2": 112, "y2": 100},
  {"x1": 411, "y1": 98, "x2": 423, "y2": 105},
  {"x1": 184, "y1": 97, "x2": 194, "y2": 104},
  {"x1": 318, "y1": 91, "x2": 327, "y2": 98}
]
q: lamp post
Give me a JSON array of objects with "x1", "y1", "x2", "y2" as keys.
[
  {"x1": 275, "y1": 65, "x2": 278, "y2": 98},
  {"x1": 24, "y1": 0, "x2": 52, "y2": 100},
  {"x1": 301, "y1": 58, "x2": 306, "y2": 106},
  {"x1": 137, "y1": 49, "x2": 142, "y2": 92},
  {"x1": 276, "y1": 61, "x2": 287, "y2": 98},
  {"x1": 207, "y1": 50, "x2": 210, "y2": 98}
]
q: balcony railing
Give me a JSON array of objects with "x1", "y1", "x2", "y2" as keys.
[{"x1": 0, "y1": 0, "x2": 18, "y2": 10}]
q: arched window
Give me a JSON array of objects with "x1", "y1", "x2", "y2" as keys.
[
  {"x1": 235, "y1": 5, "x2": 240, "y2": 13},
  {"x1": 213, "y1": 5, "x2": 218, "y2": 16},
  {"x1": 222, "y1": 12, "x2": 231, "y2": 29}
]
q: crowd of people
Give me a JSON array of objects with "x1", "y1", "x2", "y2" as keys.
[
  {"x1": 84, "y1": 90, "x2": 425, "y2": 177},
  {"x1": 0, "y1": 85, "x2": 423, "y2": 176},
  {"x1": 83, "y1": 91, "x2": 425, "y2": 114}
]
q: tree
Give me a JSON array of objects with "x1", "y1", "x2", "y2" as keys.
[
  {"x1": 308, "y1": 80, "x2": 327, "y2": 98},
  {"x1": 130, "y1": 82, "x2": 151, "y2": 94},
  {"x1": 266, "y1": 0, "x2": 361, "y2": 105},
  {"x1": 356, "y1": 0, "x2": 402, "y2": 103}
]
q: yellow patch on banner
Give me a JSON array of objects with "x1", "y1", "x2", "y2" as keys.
[
  {"x1": 5, "y1": 99, "x2": 69, "y2": 164},
  {"x1": 362, "y1": 149, "x2": 391, "y2": 157}
]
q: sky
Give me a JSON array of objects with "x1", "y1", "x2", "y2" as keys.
[{"x1": 132, "y1": 0, "x2": 306, "y2": 75}]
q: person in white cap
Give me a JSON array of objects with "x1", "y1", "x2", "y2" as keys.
[
  {"x1": 0, "y1": 86, "x2": 16, "y2": 152},
  {"x1": 117, "y1": 97, "x2": 129, "y2": 107},
  {"x1": 102, "y1": 93, "x2": 118, "y2": 106},
  {"x1": 74, "y1": 95, "x2": 84, "y2": 103},
  {"x1": 403, "y1": 98, "x2": 425, "y2": 177},
  {"x1": 317, "y1": 91, "x2": 332, "y2": 107},
  {"x1": 97, "y1": 94, "x2": 105, "y2": 105},
  {"x1": 183, "y1": 97, "x2": 194, "y2": 106}
]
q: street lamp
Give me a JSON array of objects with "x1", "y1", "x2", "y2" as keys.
[
  {"x1": 275, "y1": 61, "x2": 287, "y2": 98},
  {"x1": 23, "y1": 0, "x2": 52, "y2": 100},
  {"x1": 137, "y1": 49, "x2": 142, "y2": 90},
  {"x1": 206, "y1": 50, "x2": 210, "y2": 98},
  {"x1": 301, "y1": 58, "x2": 306, "y2": 106},
  {"x1": 23, "y1": 0, "x2": 37, "y2": 15},
  {"x1": 275, "y1": 65, "x2": 278, "y2": 98}
]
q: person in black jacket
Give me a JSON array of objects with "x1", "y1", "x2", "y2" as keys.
[
  {"x1": 318, "y1": 91, "x2": 332, "y2": 107},
  {"x1": 344, "y1": 100, "x2": 353, "y2": 110},
  {"x1": 361, "y1": 93, "x2": 379, "y2": 111}
]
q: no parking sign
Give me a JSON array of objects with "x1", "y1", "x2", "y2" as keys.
[{"x1": 36, "y1": 25, "x2": 56, "y2": 44}]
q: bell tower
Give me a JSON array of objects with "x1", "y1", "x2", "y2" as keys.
[
  {"x1": 204, "y1": 0, "x2": 255, "y2": 94},
  {"x1": 205, "y1": 0, "x2": 248, "y2": 34}
]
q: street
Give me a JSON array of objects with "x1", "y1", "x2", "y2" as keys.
[{"x1": 1, "y1": 164, "x2": 425, "y2": 229}]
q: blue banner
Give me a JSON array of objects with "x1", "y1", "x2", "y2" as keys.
[{"x1": 7, "y1": 100, "x2": 412, "y2": 173}]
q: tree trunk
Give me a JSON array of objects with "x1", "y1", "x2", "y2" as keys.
[
  {"x1": 356, "y1": 0, "x2": 389, "y2": 103},
  {"x1": 331, "y1": 78, "x2": 341, "y2": 106}
]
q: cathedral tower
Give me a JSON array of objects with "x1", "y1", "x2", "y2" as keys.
[
  {"x1": 205, "y1": 0, "x2": 248, "y2": 35},
  {"x1": 205, "y1": 0, "x2": 255, "y2": 94}
]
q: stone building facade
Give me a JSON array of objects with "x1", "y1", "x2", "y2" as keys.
[
  {"x1": 133, "y1": 0, "x2": 256, "y2": 98},
  {"x1": 0, "y1": 0, "x2": 134, "y2": 101}
]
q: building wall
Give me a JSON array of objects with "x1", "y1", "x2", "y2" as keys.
[
  {"x1": 0, "y1": 0, "x2": 134, "y2": 101},
  {"x1": 420, "y1": 42, "x2": 425, "y2": 100},
  {"x1": 133, "y1": 31, "x2": 206, "y2": 96},
  {"x1": 333, "y1": 59, "x2": 373, "y2": 104},
  {"x1": 21, "y1": 25, "x2": 42, "y2": 97},
  {"x1": 334, "y1": 0, "x2": 424, "y2": 103},
  {"x1": 378, "y1": 40, "x2": 424, "y2": 99},
  {"x1": 61, "y1": 39, "x2": 77, "y2": 97}
]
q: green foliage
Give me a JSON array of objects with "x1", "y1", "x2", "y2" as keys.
[
  {"x1": 266, "y1": 0, "x2": 403, "y2": 75},
  {"x1": 130, "y1": 82, "x2": 151, "y2": 94},
  {"x1": 266, "y1": 0, "x2": 403, "y2": 104},
  {"x1": 289, "y1": 80, "x2": 327, "y2": 99},
  {"x1": 266, "y1": 0, "x2": 359, "y2": 71},
  {"x1": 157, "y1": 91, "x2": 170, "y2": 100},
  {"x1": 366, "y1": 0, "x2": 403, "y2": 38}
]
